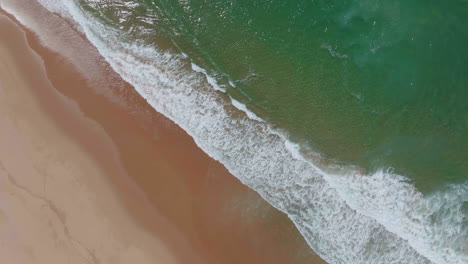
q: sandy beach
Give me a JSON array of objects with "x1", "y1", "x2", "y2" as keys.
[{"x1": 0, "y1": 2, "x2": 325, "y2": 264}]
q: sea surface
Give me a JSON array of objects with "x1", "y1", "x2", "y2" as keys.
[{"x1": 22, "y1": 0, "x2": 468, "y2": 263}]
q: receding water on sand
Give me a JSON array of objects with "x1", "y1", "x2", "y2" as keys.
[{"x1": 25, "y1": 1, "x2": 468, "y2": 263}]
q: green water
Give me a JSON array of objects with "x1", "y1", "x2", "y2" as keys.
[{"x1": 83, "y1": 0, "x2": 468, "y2": 193}]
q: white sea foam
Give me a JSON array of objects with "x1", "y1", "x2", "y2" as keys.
[
  {"x1": 284, "y1": 140, "x2": 306, "y2": 161},
  {"x1": 191, "y1": 62, "x2": 226, "y2": 92},
  {"x1": 28, "y1": 1, "x2": 468, "y2": 263},
  {"x1": 229, "y1": 97, "x2": 264, "y2": 122},
  {"x1": 228, "y1": 80, "x2": 236, "y2": 87}
]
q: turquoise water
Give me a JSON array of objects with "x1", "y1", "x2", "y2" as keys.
[
  {"x1": 84, "y1": 0, "x2": 468, "y2": 193},
  {"x1": 42, "y1": 1, "x2": 467, "y2": 263}
]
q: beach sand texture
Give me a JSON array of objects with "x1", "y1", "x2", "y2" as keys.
[{"x1": 0, "y1": 2, "x2": 325, "y2": 264}]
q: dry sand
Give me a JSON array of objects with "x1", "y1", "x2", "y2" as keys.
[{"x1": 0, "y1": 2, "x2": 326, "y2": 264}]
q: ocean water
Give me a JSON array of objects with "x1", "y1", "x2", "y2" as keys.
[{"x1": 11, "y1": 0, "x2": 467, "y2": 263}]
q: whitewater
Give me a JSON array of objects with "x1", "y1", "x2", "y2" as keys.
[{"x1": 7, "y1": 1, "x2": 467, "y2": 263}]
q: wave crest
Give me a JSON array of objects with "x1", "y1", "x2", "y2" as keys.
[{"x1": 27, "y1": 1, "x2": 468, "y2": 263}]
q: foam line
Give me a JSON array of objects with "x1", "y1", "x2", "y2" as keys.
[{"x1": 28, "y1": 1, "x2": 468, "y2": 263}]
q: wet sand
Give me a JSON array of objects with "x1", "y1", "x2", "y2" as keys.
[{"x1": 0, "y1": 2, "x2": 326, "y2": 264}]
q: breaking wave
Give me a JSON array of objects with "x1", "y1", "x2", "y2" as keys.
[{"x1": 12, "y1": 1, "x2": 467, "y2": 263}]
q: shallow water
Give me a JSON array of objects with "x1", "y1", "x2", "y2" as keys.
[
  {"x1": 30, "y1": 0, "x2": 468, "y2": 263},
  {"x1": 131, "y1": 0, "x2": 468, "y2": 192}
]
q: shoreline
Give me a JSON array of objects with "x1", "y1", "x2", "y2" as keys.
[
  {"x1": 0, "y1": 2, "x2": 326, "y2": 264},
  {"x1": 5, "y1": 1, "x2": 465, "y2": 263}
]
